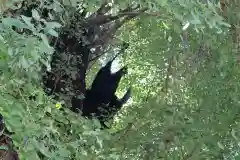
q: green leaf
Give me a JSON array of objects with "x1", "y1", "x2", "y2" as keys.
[
  {"x1": 0, "y1": 35, "x2": 5, "y2": 42},
  {"x1": 0, "y1": 145, "x2": 8, "y2": 151},
  {"x1": 178, "y1": 0, "x2": 187, "y2": 7},
  {"x1": 58, "y1": 147, "x2": 71, "y2": 157},
  {"x1": 21, "y1": 15, "x2": 34, "y2": 29},
  {"x1": 20, "y1": 56, "x2": 30, "y2": 69},
  {"x1": 32, "y1": 138, "x2": 52, "y2": 158},
  {"x1": 24, "y1": 152, "x2": 41, "y2": 160},
  {"x1": 2, "y1": 18, "x2": 27, "y2": 28},
  {"x1": 217, "y1": 142, "x2": 224, "y2": 150},
  {"x1": 40, "y1": 33, "x2": 50, "y2": 47},
  {"x1": 218, "y1": 21, "x2": 231, "y2": 28},
  {"x1": 45, "y1": 22, "x2": 62, "y2": 29},
  {"x1": 43, "y1": 22, "x2": 61, "y2": 36},
  {"x1": 8, "y1": 47, "x2": 14, "y2": 56},
  {"x1": 32, "y1": 9, "x2": 41, "y2": 20},
  {"x1": 39, "y1": 41, "x2": 54, "y2": 55},
  {"x1": 47, "y1": 29, "x2": 59, "y2": 37}
]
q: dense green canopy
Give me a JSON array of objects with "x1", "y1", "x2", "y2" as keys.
[{"x1": 0, "y1": 0, "x2": 239, "y2": 159}]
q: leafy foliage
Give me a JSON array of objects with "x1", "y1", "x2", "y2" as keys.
[{"x1": 0, "y1": 0, "x2": 239, "y2": 159}]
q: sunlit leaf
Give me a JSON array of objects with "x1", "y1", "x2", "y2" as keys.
[{"x1": 32, "y1": 9, "x2": 41, "y2": 20}]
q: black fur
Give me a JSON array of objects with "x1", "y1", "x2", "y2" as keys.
[
  {"x1": 90, "y1": 53, "x2": 127, "y2": 104},
  {"x1": 71, "y1": 59, "x2": 131, "y2": 128},
  {"x1": 97, "y1": 88, "x2": 131, "y2": 128},
  {"x1": 71, "y1": 42, "x2": 131, "y2": 128}
]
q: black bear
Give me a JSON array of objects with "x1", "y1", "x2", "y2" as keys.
[
  {"x1": 71, "y1": 52, "x2": 131, "y2": 128},
  {"x1": 86, "y1": 56, "x2": 127, "y2": 107},
  {"x1": 71, "y1": 55, "x2": 127, "y2": 115},
  {"x1": 89, "y1": 41, "x2": 129, "y2": 102},
  {"x1": 96, "y1": 87, "x2": 131, "y2": 128}
]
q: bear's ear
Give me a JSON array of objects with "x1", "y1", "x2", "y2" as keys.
[
  {"x1": 113, "y1": 66, "x2": 128, "y2": 81},
  {"x1": 102, "y1": 58, "x2": 113, "y2": 73}
]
